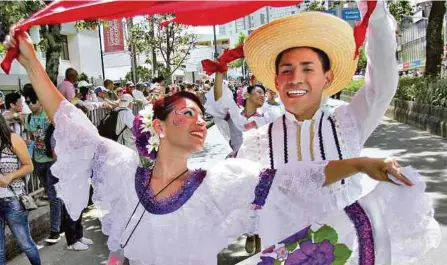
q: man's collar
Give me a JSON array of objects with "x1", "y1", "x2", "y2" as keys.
[{"x1": 284, "y1": 108, "x2": 322, "y2": 124}]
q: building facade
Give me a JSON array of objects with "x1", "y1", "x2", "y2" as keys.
[{"x1": 0, "y1": 23, "x2": 102, "y2": 92}]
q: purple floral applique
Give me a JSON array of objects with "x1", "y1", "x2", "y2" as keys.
[
  {"x1": 275, "y1": 246, "x2": 289, "y2": 260},
  {"x1": 257, "y1": 256, "x2": 276, "y2": 265},
  {"x1": 285, "y1": 240, "x2": 335, "y2": 265},
  {"x1": 262, "y1": 245, "x2": 276, "y2": 254}
]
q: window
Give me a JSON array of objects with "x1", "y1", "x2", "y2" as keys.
[
  {"x1": 61, "y1": 35, "x2": 70, "y2": 61},
  {"x1": 261, "y1": 14, "x2": 265, "y2": 24},
  {"x1": 40, "y1": 35, "x2": 70, "y2": 61}
]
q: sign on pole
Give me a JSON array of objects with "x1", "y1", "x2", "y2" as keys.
[{"x1": 103, "y1": 19, "x2": 125, "y2": 53}]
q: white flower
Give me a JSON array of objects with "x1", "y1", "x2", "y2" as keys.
[{"x1": 138, "y1": 104, "x2": 160, "y2": 156}]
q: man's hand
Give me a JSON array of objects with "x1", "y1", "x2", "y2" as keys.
[{"x1": 359, "y1": 158, "x2": 413, "y2": 186}]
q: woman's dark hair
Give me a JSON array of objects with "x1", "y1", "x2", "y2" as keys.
[
  {"x1": 153, "y1": 91, "x2": 205, "y2": 121},
  {"x1": 4, "y1": 92, "x2": 22, "y2": 110},
  {"x1": 275, "y1": 47, "x2": 331, "y2": 74},
  {"x1": 79, "y1": 86, "x2": 89, "y2": 101},
  {"x1": 0, "y1": 114, "x2": 13, "y2": 155},
  {"x1": 243, "y1": 84, "x2": 266, "y2": 106},
  {"x1": 133, "y1": 91, "x2": 205, "y2": 160}
]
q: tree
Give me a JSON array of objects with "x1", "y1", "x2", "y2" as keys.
[
  {"x1": 131, "y1": 15, "x2": 197, "y2": 83},
  {"x1": 356, "y1": 47, "x2": 367, "y2": 74},
  {"x1": 79, "y1": 72, "x2": 89, "y2": 82},
  {"x1": 304, "y1": 1, "x2": 341, "y2": 11},
  {"x1": 0, "y1": 1, "x2": 44, "y2": 42},
  {"x1": 425, "y1": 1, "x2": 446, "y2": 78},
  {"x1": 0, "y1": 1, "x2": 65, "y2": 85},
  {"x1": 386, "y1": 0, "x2": 413, "y2": 25},
  {"x1": 229, "y1": 32, "x2": 248, "y2": 78},
  {"x1": 39, "y1": 23, "x2": 63, "y2": 85},
  {"x1": 125, "y1": 65, "x2": 152, "y2": 82}
]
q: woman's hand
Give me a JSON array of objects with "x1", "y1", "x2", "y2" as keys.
[
  {"x1": 359, "y1": 157, "x2": 413, "y2": 186},
  {"x1": 0, "y1": 174, "x2": 13, "y2": 188},
  {"x1": 3, "y1": 30, "x2": 39, "y2": 70}
]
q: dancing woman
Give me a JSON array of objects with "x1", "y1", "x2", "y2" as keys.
[{"x1": 3, "y1": 31, "x2": 437, "y2": 265}]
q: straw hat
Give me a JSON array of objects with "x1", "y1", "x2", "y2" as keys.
[{"x1": 244, "y1": 11, "x2": 358, "y2": 96}]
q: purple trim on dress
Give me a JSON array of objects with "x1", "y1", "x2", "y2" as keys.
[
  {"x1": 344, "y1": 201, "x2": 375, "y2": 265},
  {"x1": 252, "y1": 169, "x2": 277, "y2": 207},
  {"x1": 134, "y1": 167, "x2": 207, "y2": 215}
]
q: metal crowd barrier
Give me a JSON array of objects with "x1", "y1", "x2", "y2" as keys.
[{"x1": 27, "y1": 102, "x2": 145, "y2": 196}]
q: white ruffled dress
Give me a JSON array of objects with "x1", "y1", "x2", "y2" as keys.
[{"x1": 51, "y1": 101, "x2": 439, "y2": 265}]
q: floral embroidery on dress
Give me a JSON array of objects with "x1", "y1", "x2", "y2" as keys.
[{"x1": 257, "y1": 225, "x2": 352, "y2": 265}]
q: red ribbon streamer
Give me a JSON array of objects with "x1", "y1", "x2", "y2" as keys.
[
  {"x1": 353, "y1": 0, "x2": 377, "y2": 58},
  {"x1": 201, "y1": 45, "x2": 244, "y2": 75}
]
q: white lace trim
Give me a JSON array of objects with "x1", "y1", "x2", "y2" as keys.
[
  {"x1": 363, "y1": 166, "x2": 441, "y2": 264},
  {"x1": 52, "y1": 100, "x2": 100, "y2": 220}
]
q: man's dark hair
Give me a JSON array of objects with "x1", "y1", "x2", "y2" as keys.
[
  {"x1": 65, "y1": 68, "x2": 77, "y2": 79},
  {"x1": 275, "y1": 47, "x2": 331, "y2": 74},
  {"x1": 22, "y1": 83, "x2": 38, "y2": 101},
  {"x1": 104, "y1": 79, "x2": 114, "y2": 88},
  {"x1": 5, "y1": 92, "x2": 22, "y2": 110}
]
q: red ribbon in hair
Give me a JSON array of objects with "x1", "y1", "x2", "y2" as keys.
[{"x1": 201, "y1": 44, "x2": 244, "y2": 75}]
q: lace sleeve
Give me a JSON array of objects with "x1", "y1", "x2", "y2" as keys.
[
  {"x1": 52, "y1": 100, "x2": 139, "y2": 226},
  {"x1": 257, "y1": 161, "x2": 333, "y2": 243},
  {"x1": 205, "y1": 159, "x2": 262, "y2": 244},
  {"x1": 359, "y1": 166, "x2": 441, "y2": 264},
  {"x1": 52, "y1": 101, "x2": 101, "y2": 220}
]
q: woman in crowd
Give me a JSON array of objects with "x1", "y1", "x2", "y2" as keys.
[
  {"x1": 0, "y1": 114, "x2": 40, "y2": 265},
  {"x1": 3, "y1": 31, "x2": 438, "y2": 265}
]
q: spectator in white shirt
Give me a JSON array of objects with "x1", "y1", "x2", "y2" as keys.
[
  {"x1": 115, "y1": 94, "x2": 136, "y2": 151},
  {"x1": 132, "y1": 83, "x2": 148, "y2": 104}
]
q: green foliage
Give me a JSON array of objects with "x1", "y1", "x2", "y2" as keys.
[
  {"x1": 394, "y1": 76, "x2": 424, "y2": 101},
  {"x1": 0, "y1": 43, "x2": 5, "y2": 55},
  {"x1": 344, "y1": 79, "x2": 365, "y2": 93},
  {"x1": 304, "y1": 1, "x2": 341, "y2": 11},
  {"x1": 0, "y1": 1, "x2": 44, "y2": 41},
  {"x1": 356, "y1": 47, "x2": 367, "y2": 73},
  {"x1": 78, "y1": 72, "x2": 89, "y2": 82},
  {"x1": 125, "y1": 65, "x2": 153, "y2": 82},
  {"x1": 386, "y1": 0, "x2": 413, "y2": 25},
  {"x1": 230, "y1": 32, "x2": 247, "y2": 69},
  {"x1": 130, "y1": 15, "x2": 197, "y2": 78},
  {"x1": 345, "y1": 76, "x2": 447, "y2": 108},
  {"x1": 75, "y1": 20, "x2": 102, "y2": 31}
]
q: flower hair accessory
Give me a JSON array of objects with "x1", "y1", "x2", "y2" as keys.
[
  {"x1": 236, "y1": 87, "x2": 248, "y2": 107},
  {"x1": 133, "y1": 104, "x2": 159, "y2": 160}
]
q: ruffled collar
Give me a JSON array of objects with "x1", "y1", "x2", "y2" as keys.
[{"x1": 135, "y1": 167, "x2": 207, "y2": 215}]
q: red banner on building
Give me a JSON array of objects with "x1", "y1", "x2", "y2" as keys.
[{"x1": 103, "y1": 19, "x2": 124, "y2": 53}]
